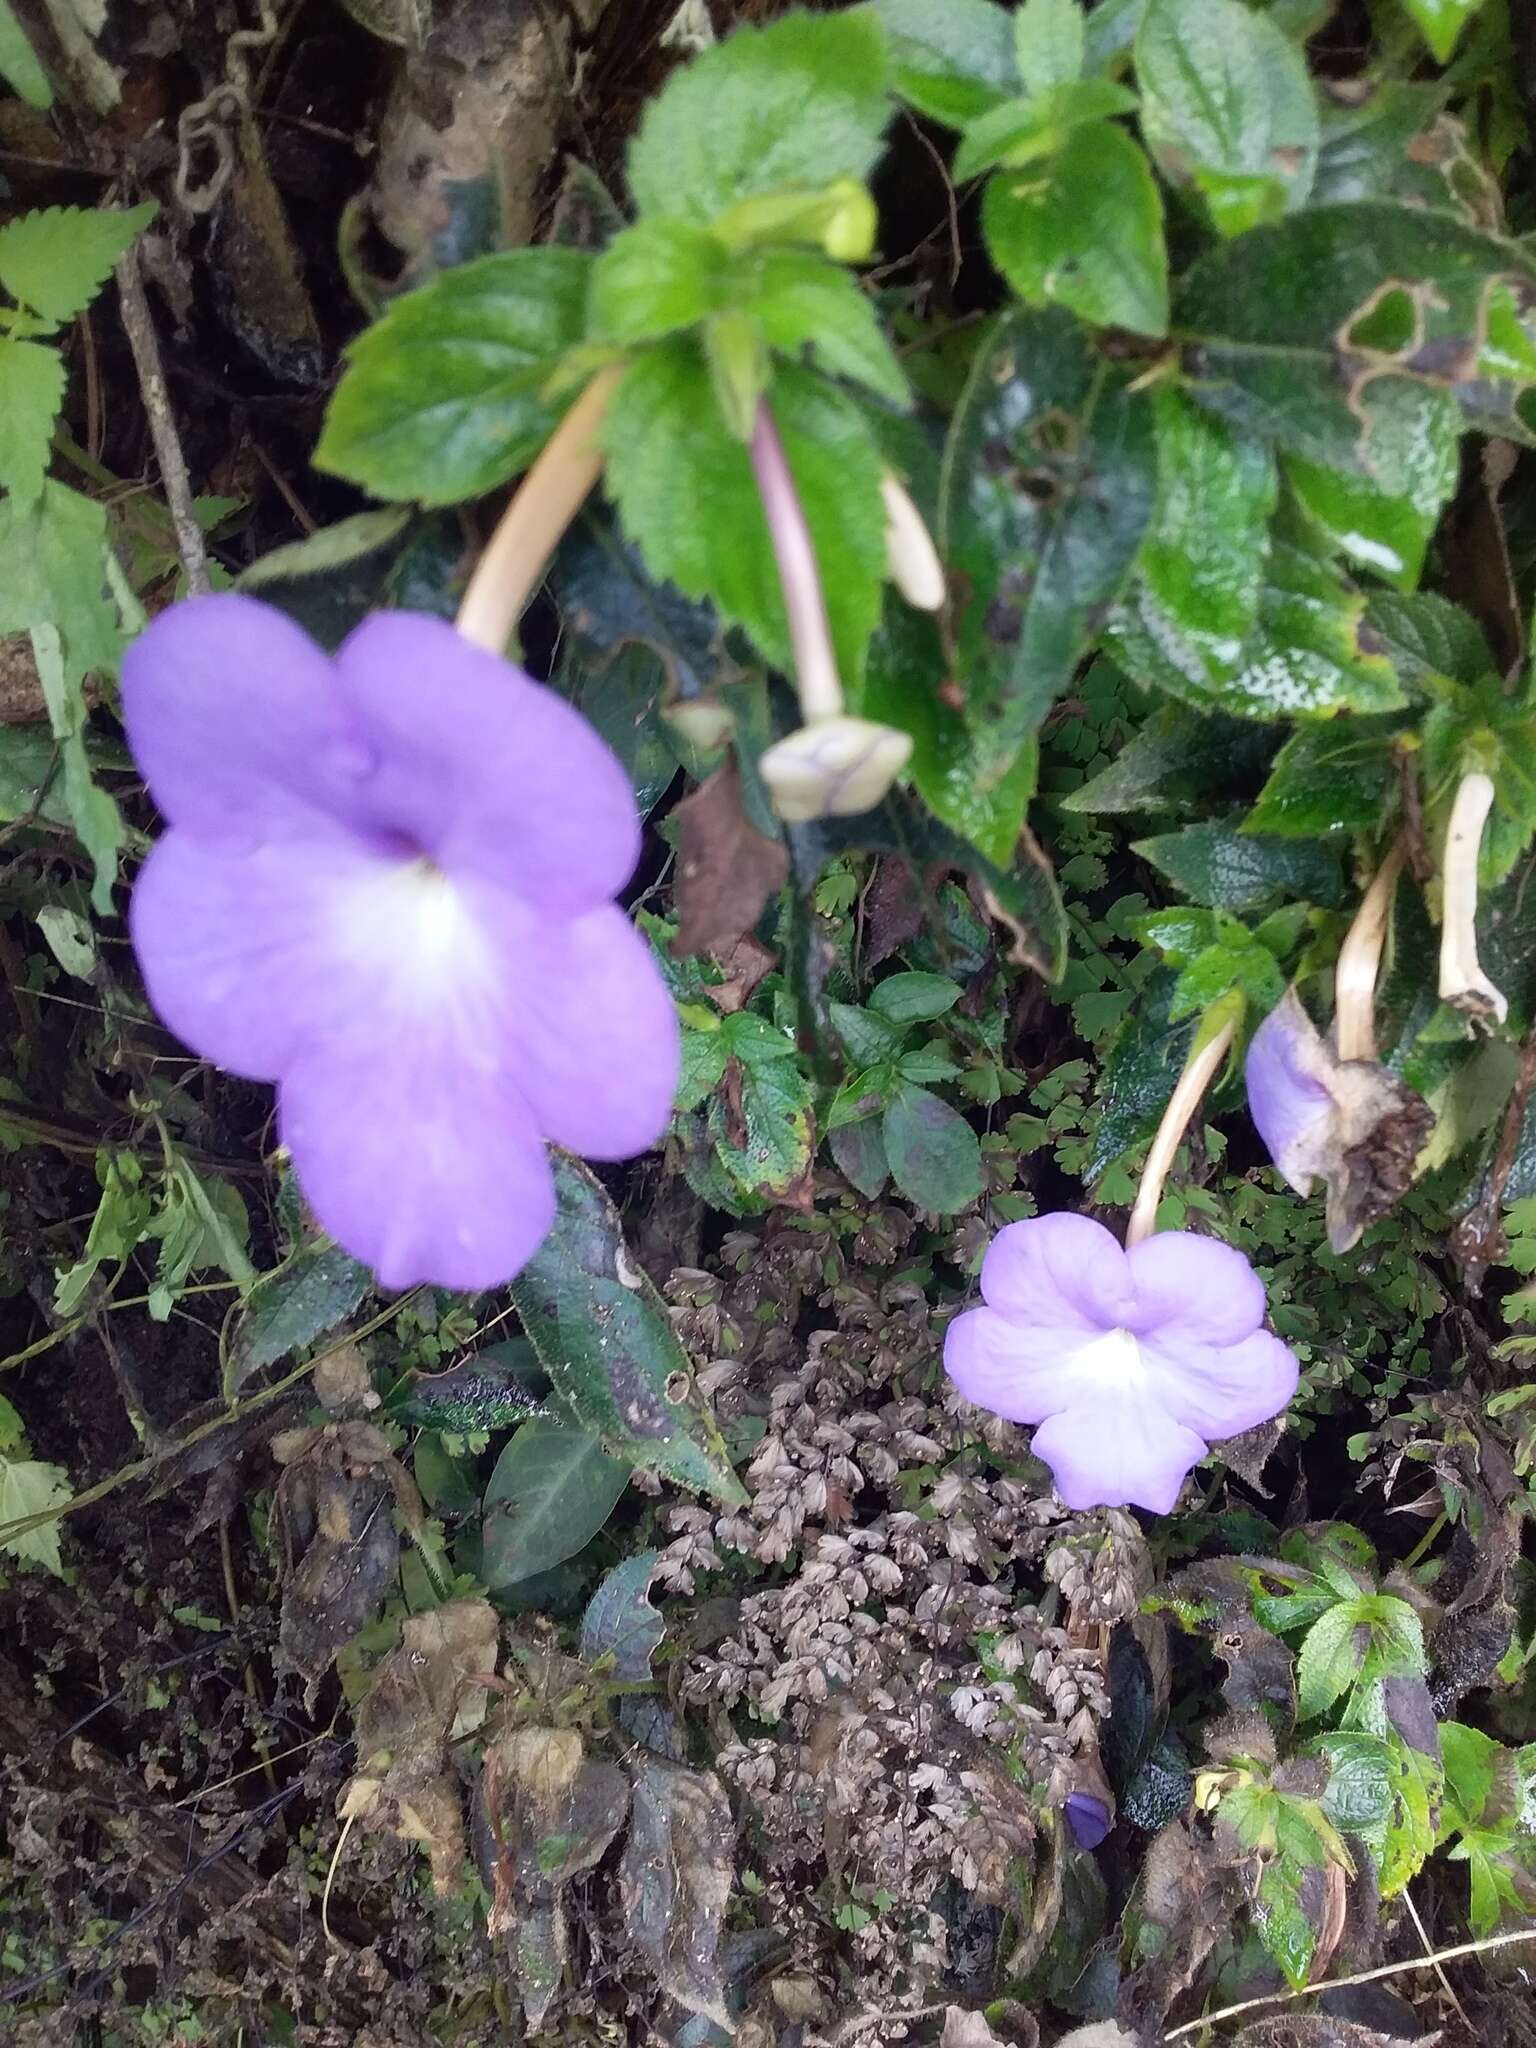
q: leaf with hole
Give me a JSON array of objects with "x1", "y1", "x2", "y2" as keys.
[{"x1": 508, "y1": 1156, "x2": 745, "y2": 1504}]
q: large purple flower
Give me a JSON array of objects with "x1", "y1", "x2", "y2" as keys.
[
  {"x1": 944, "y1": 1215, "x2": 1299, "y2": 1514},
  {"x1": 122, "y1": 595, "x2": 680, "y2": 1292}
]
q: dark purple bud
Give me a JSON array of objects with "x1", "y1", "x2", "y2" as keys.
[{"x1": 1065, "y1": 1792, "x2": 1112, "y2": 1850}]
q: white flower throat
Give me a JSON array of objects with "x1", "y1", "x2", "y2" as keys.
[{"x1": 1068, "y1": 1326, "x2": 1147, "y2": 1394}]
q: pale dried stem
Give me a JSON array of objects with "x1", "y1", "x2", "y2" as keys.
[
  {"x1": 454, "y1": 364, "x2": 624, "y2": 655},
  {"x1": 1125, "y1": 1017, "x2": 1237, "y2": 1248},
  {"x1": 1438, "y1": 769, "x2": 1509, "y2": 1024},
  {"x1": 749, "y1": 399, "x2": 844, "y2": 722},
  {"x1": 1334, "y1": 838, "x2": 1406, "y2": 1063}
]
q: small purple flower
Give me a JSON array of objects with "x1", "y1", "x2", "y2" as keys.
[
  {"x1": 122, "y1": 596, "x2": 680, "y2": 1292},
  {"x1": 1244, "y1": 989, "x2": 1334, "y2": 1195},
  {"x1": 1064, "y1": 1792, "x2": 1112, "y2": 1850},
  {"x1": 944, "y1": 1214, "x2": 1299, "y2": 1515},
  {"x1": 1243, "y1": 988, "x2": 1433, "y2": 1254}
]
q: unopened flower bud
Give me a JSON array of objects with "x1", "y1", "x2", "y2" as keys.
[
  {"x1": 880, "y1": 474, "x2": 946, "y2": 611},
  {"x1": 758, "y1": 716, "x2": 913, "y2": 823}
]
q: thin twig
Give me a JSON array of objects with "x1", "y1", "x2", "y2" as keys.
[
  {"x1": 113, "y1": 244, "x2": 212, "y2": 598},
  {"x1": 1162, "y1": 1925, "x2": 1536, "y2": 2040},
  {"x1": 1403, "y1": 1889, "x2": 1474, "y2": 2035}
]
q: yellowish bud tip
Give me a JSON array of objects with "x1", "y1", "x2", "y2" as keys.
[{"x1": 821, "y1": 179, "x2": 878, "y2": 263}]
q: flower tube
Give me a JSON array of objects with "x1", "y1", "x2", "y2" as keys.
[{"x1": 750, "y1": 401, "x2": 914, "y2": 823}]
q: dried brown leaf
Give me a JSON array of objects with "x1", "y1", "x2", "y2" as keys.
[
  {"x1": 620, "y1": 1756, "x2": 735, "y2": 2027},
  {"x1": 673, "y1": 757, "x2": 788, "y2": 960}
]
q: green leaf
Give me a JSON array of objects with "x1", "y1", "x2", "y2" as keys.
[
  {"x1": 604, "y1": 342, "x2": 886, "y2": 692},
  {"x1": 708, "y1": 1047, "x2": 814, "y2": 1199},
  {"x1": 829, "y1": 1116, "x2": 890, "y2": 1198},
  {"x1": 146, "y1": 1158, "x2": 254, "y2": 1322},
  {"x1": 1169, "y1": 940, "x2": 1282, "y2": 1021},
  {"x1": 1013, "y1": 0, "x2": 1085, "y2": 95},
  {"x1": 953, "y1": 79, "x2": 1140, "y2": 181},
  {"x1": 982, "y1": 119, "x2": 1168, "y2": 337},
  {"x1": 0, "y1": 726, "x2": 66, "y2": 833},
  {"x1": 0, "y1": 1453, "x2": 72, "y2": 1575},
  {"x1": 1439, "y1": 1721, "x2": 1503, "y2": 1833},
  {"x1": 588, "y1": 219, "x2": 729, "y2": 345},
  {"x1": 0, "y1": 480, "x2": 123, "y2": 682},
  {"x1": 1088, "y1": 967, "x2": 1195, "y2": 1178},
  {"x1": 1364, "y1": 590, "x2": 1495, "y2": 689},
  {"x1": 581, "y1": 1552, "x2": 665, "y2": 1680},
  {"x1": 939, "y1": 308, "x2": 1157, "y2": 772},
  {"x1": 865, "y1": 601, "x2": 1040, "y2": 862},
  {"x1": 1296, "y1": 1600, "x2": 1367, "y2": 1719},
  {"x1": 29, "y1": 622, "x2": 123, "y2": 915},
  {"x1": 1400, "y1": 0, "x2": 1486, "y2": 64},
  {"x1": 1316, "y1": 1731, "x2": 1397, "y2": 1832},
  {"x1": 1246, "y1": 719, "x2": 1398, "y2": 836},
  {"x1": 1134, "y1": 820, "x2": 1345, "y2": 910},
  {"x1": 1174, "y1": 202, "x2": 1536, "y2": 467},
  {"x1": 829, "y1": 1002, "x2": 906, "y2": 1067},
  {"x1": 1113, "y1": 535, "x2": 1404, "y2": 721},
  {"x1": 314, "y1": 247, "x2": 592, "y2": 505},
  {"x1": 1128, "y1": 389, "x2": 1278, "y2": 697},
  {"x1": 229, "y1": 1240, "x2": 372, "y2": 1385},
  {"x1": 1064, "y1": 692, "x2": 1278, "y2": 817},
  {"x1": 869, "y1": 970, "x2": 962, "y2": 1024},
  {"x1": 737, "y1": 247, "x2": 908, "y2": 407},
  {"x1": 1135, "y1": 0, "x2": 1318, "y2": 235},
  {"x1": 1285, "y1": 380, "x2": 1461, "y2": 590},
  {"x1": 508, "y1": 1155, "x2": 745, "y2": 1504},
  {"x1": 882, "y1": 1082, "x2": 983, "y2": 1212},
  {"x1": 0, "y1": 202, "x2": 155, "y2": 328},
  {"x1": 874, "y1": 0, "x2": 1016, "y2": 126},
  {"x1": 480, "y1": 1420, "x2": 629, "y2": 1591},
  {"x1": 0, "y1": 2, "x2": 51, "y2": 108},
  {"x1": 0, "y1": 338, "x2": 63, "y2": 506},
  {"x1": 236, "y1": 506, "x2": 414, "y2": 590},
  {"x1": 627, "y1": 10, "x2": 891, "y2": 225}
]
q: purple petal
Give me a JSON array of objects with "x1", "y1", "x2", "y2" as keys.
[
  {"x1": 1031, "y1": 1397, "x2": 1207, "y2": 1514},
  {"x1": 944, "y1": 1305, "x2": 1091, "y2": 1425},
  {"x1": 1065, "y1": 1793, "x2": 1112, "y2": 1849},
  {"x1": 1139, "y1": 1327, "x2": 1300, "y2": 1441},
  {"x1": 1124, "y1": 1231, "x2": 1267, "y2": 1347},
  {"x1": 465, "y1": 891, "x2": 679, "y2": 1158},
  {"x1": 333, "y1": 613, "x2": 642, "y2": 912},
  {"x1": 280, "y1": 1019, "x2": 556, "y2": 1294},
  {"x1": 979, "y1": 1213, "x2": 1135, "y2": 1334},
  {"x1": 120, "y1": 594, "x2": 366, "y2": 845},
  {"x1": 1245, "y1": 990, "x2": 1334, "y2": 1194},
  {"x1": 130, "y1": 829, "x2": 392, "y2": 1081}
]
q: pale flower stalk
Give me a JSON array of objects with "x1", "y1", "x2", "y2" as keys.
[
  {"x1": 1438, "y1": 769, "x2": 1508, "y2": 1024},
  {"x1": 1125, "y1": 1009, "x2": 1237, "y2": 1248},
  {"x1": 751, "y1": 401, "x2": 915, "y2": 823}
]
